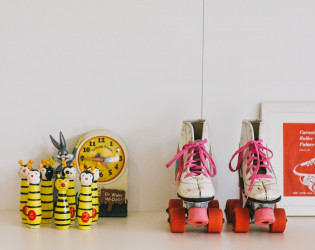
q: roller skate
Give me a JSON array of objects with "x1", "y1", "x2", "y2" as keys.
[
  {"x1": 225, "y1": 120, "x2": 286, "y2": 233},
  {"x1": 166, "y1": 120, "x2": 223, "y2": 233},
  {"x1": 293, "y1": 158, "x2": 315, "y2": 192}
]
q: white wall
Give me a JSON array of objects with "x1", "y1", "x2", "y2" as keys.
[{"x1": 1, "y1": 0, "x2": 314, "y2": 211}]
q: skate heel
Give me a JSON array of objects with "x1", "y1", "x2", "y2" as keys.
[
  {"x1": 187, "y1": 207, "x2": 208, "y2": 226},
  {"x1": 254, "y1": 208, "x2": 275, "y2": 225}
]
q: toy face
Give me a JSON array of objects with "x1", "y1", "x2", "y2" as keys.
[
  {"x1": 55, "y1": 178, "x2": 69, "y2": 191},
  {"x1": 92, "y1": 168, "x2": 100, "y2": 181},
  {"x1": 64, "y1": 167, "x2": 76, "y2": 180},
  {"x1": 19, "y1": 166, "x2": 30, "y2": 179},
  {"x1": 28, "y1": 170, "x2": 41, "y2": 184},
  {"x1": 80, "y1": 172, "x2": 93, "y2": 186},
  {"x1": 40, "y1": 167, "x2": 54, "y2": 181},
  {"x1": 55, "y1": 152, "x2": 73, "y2": 162}
]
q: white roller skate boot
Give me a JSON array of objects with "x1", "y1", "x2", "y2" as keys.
[
  {"x1": 166, "y1": 120, "x2": 222, "y2": 233},
  {"x1": 225, "y1": 120, "x2": 286, "y2": 233}
]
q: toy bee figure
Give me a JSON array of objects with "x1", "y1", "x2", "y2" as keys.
[
  {"x1": 77, "y1": 163, "x2": 94, "y2": 230},
  {"x1": 18, "y1": 160, "x2": 32, "y2": 224},
  {"x1": 62, "y1": 160, "x2": 77, "y2": 224},
  {"x1": 39, "y1": 159, "x2": 54, "y2": 224},
  {"x1": 54, "y1": 173, "x2": 71, "y2": 230},
  {"x1": 27, "y1": 166, "x2": 42, "y2": 229}
]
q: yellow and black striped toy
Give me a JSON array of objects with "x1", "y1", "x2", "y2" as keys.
[
  {"x1": 27, "y1": 166, "x2": 42, "y2": 229},
  {"x1": 18, "y1": 160, "x2": 32, "y2": 224},
  {"x1": 62, "y1": 160, "x2": 77, "y2": 225},
  {"x1": 54, "y1": 173, "x2": 70, "y2": 230},
  {"x1": 91, "y1": 163, "x2": 100, "y2": 224},
  {"x1": 77, "y1": 163, "x2": 94, "y2": 230},
  {"x1": 39, "y1": 159, "x2": 54, "y2": 224}
]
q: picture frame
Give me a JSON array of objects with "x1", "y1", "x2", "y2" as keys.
[{"x1": 261, "y1": 102, "x2": 315, "y2": 216}]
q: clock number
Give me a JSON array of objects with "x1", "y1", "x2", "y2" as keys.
[
  {"x1": 99, "y1": 172, "x2": 103, "y2": 177},
  {"x1": 110, "y1": 141, "x2": 113, "y2": 146},
  {"x1": 83, "y1": 147, "x2": 90, "y2": 153},
  {"x1": 98, "y1": 138, "x2": 105, "y2": 143},
  {"x1": 108, "y1": 170, "x2": 112, "y2": 176},
  {"x1": 80, "y1": 155, "x2": 84, "y2": 161},
  {"x1": 119, "y1": 156, "x2": 123, "y2": 161},
  {"x1": 89, "y1": 141, "x2": 95, "y2": 147},
  {"x1": 114, "y1": 164, "x2": 118, "y2": 170}
]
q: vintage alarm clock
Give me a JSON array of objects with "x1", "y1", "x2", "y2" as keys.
[{"x1": 75, "y1": 130, "x2": 128, "y2": 217}]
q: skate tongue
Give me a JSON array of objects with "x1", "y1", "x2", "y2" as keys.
[
  {"x1": 191, "y1": 140, "x2": 203, "y2": 175},
  {"x1": 252, "y1": 156, "x2": 268, "y2": 175}
]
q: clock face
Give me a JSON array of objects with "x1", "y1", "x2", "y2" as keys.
[{"x1": 77, "y1": 136, "x2": 125, "y2": 183}]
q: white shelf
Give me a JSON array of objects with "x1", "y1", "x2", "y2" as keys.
[{"x1": 2, "y1": 211, "x2": 314, "y2": 250}]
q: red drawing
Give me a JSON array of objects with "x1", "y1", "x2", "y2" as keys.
[{"x1": 283, "y1": 123, "x2": 315, "y2": 196}]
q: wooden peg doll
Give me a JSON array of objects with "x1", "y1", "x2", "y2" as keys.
[
  {"x1": 27, "y1": 164, "x2": 42, "y2": 229},
  {"x1": 77, "y1": 163, "x2": 93, "y2": 230},
  {"x1": 39, "y1": 159, "x2": 54, "y2": 224},
  {"x1": 54, "y1": 173, "x2": 70, "y2": 230},
  {"x1": 18, "y1": 160, "x2": 32, "y2": 224}
]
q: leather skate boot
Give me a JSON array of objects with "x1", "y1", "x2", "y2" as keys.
[
  {"x1": 166, "y1": 119, "x2": 216, "y2": 201},
  {"x1": 225, "y1": 120, "x2": 286, "y2": 233},
  {"x1": 166, "y1": 120, "x2": 222, "y2": 233}
]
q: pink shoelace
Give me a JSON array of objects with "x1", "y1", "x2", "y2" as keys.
[
  {"x1": 166, "y1": 140, "x2": 216, "y2": 184},
  {"x1": 229, "y1": 139, "x2": 273, "y2": 198}
]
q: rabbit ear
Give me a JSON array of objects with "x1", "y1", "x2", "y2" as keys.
[
  {"x1": 59, "y1": 131, "x2": 66, "y2": 148},
  {"x1": 50, "y1": 135, "x2": 60, "y2": 150}
]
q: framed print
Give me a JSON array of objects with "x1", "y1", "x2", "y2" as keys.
[{"x1": 261, "y1": 102, "x2": 315, "y2": 216}]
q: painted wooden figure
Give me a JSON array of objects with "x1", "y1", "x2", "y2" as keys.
[
  {"x1": 49, "y1": 132, "x2": 83, "y2": 203},
  {"x1": 39, "y1": 159, "x2": 54, "y2": 224},
  {"x1": 18, "y1": 160, "x2": 32, "y2": 224},
  {"x1": 62, "y1": 160, "x2": 77, "y2": 224},
  {"x1": 77, "y1": 163, "x2": 94, "y2": 230},
  {"x1": 91, "y1": 163, "x2": 100, "y2": 224},
  {"x1": 54, "y1": 173, "x2": 71, "y2": 230},
  {"x1": 27, "y1": 165, "x2": 42, "y2": 229}
]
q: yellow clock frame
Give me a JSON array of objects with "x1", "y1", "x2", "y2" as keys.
[{"x1": 75, "y1": 130, "x2": 128, "y2": 187}]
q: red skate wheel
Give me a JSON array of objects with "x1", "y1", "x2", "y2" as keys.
[
  {"x1": 187, "y1": 207, "x2": 208, "y2": 226},
  {"x1": 225, "y1": 199, "x2": 241, "y2": 223},
  {"x1": 168, "y1": 199, "x2": 183, "y2": 213},
  {"x1": 233, "y1": 208, "x2": 250, "y2": 233},
  {"x1": 170, "y1": 207, "x2": 186, "y2": 233},
  {"x1": 269, "y1": 208, "x2": 286, "y2": 233},
  {"x1": 254, "y1": 208, "x2": 275, "y2": 225},
  {"x1": 207, "y1": 208, "x2": 223, "y2": 233},
  {"x1": 208, "y1": 200, "x2": 219, "y2": 209}
]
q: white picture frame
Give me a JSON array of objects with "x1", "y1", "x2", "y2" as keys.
[{"x1": 261, "y1": 102, "x2": 315, "y2": 216}]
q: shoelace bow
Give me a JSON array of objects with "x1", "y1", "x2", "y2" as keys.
[
  {"x1": 229, "y1": 139, "x2": 273, "y2": 198},
  {"x1": 166, "y1": 139, "x2": 216, "y2": 184}
]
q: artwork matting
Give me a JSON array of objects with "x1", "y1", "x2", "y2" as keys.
[{"x1": 261, "y1": 102, "x2": 315, "y2": 216}]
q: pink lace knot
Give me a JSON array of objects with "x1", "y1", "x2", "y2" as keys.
[
  {"x1": 166, "y1": 139, "x2": 216, "y2": 184},
  {"x1": 229, "y1": 139, "x2": 273, "y2": 198}
]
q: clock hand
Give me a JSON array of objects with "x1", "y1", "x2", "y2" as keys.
[
  {"x1": 103, "y1": 155, "x2": 119, "y2": 163},
  {"x1": 84, "y1": 157, "x2": 103, "y2": 162},
  {"x1": 84, "y1": 157, "x2": 110, "y2": 170},
  {"x1": 100, "y1": 161, "x2": 110, "y2": 169}
]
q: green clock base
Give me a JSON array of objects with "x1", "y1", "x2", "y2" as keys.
[{"x1": 99, "y1": 201, "x2": 128, "y2": 217}]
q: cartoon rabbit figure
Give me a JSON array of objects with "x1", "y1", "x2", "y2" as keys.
[
  {"x1": 54, "y1": 173, "x2": 71, "y2": 230},
  {"x1": 91, "y1": 163, "x2": 100, "y2": 224},
  {"x1": 62, "y1": 160, "x2": 77, "y2": 224},
  {"x1": 18, "y1": 160, "x2": 32, "y2": 224},
  {"x1": 27, "y1": 166, "x2": 42, "y2": 229},
  {"x1": 77, "y1": 163, "x2": 94, "y2": 230},
  {"x1": 50, "y1": 131, "x2": 82, "y2": 201},
  {"x1": 39, "y1": 159, "x2": 54, "y2": 224}
]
